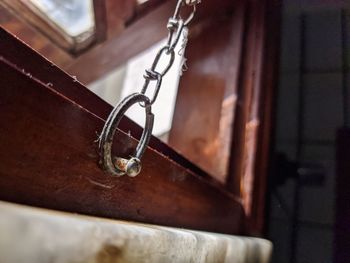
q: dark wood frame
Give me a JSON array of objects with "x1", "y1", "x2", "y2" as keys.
[
  {"x1": 0, "y1": 0, "x2": 280, "y2": 236},
  {"x1": 0, "y1": 0, "x2": 108, "y2": 55}
]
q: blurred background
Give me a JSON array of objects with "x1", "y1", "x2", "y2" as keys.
[{"x1": 267, "y1": 1, "x2": 349, "y2": 262}]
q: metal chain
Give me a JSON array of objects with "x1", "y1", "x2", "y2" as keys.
[
  {"x1": 140, "y1": 0, "x2": 200, "y2": 105},
  {"x1": 99, "y1": 0, "x2": 201, "y2": 177}
]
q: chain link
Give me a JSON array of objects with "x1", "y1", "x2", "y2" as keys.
[
  {"x1": 140, "y1": 0, "x2": 200, "y2": 106},
  {"x1": 99, "y1": 0, "x2": 200, "y2": 177}
]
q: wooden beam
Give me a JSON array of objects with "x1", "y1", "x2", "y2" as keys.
[
  {"x1": 252, "y1": 0, "x2": 281, "y2": 234},
  {"x1": 0, "y1": 55, "x2": 245, "y2": 234},
  {"x1": 0, "y1": 28, "x2": 245, "y2": 233},
  {"x1": 93, "y1": 0, "x2": 108, "y2": 42},
  {"x1": 226, "y1": 0, "x2": 280, "y2": 234},
  {"x1": 65, "y1": 0, "x2": 236, "y2": 84},
  {"x1": 0, "y1": 26, "x2": 216, "y2": 185},
  {"x1": 168, "y1": 3, "x2": 246, "y2": 183},
  {"x1": 0, "y1": 0, "x2": 235, "y2": 84},
  {"x1": 0, "y1": 0, "x2": 158, "y2": 65}
]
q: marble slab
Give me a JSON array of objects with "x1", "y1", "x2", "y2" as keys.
[{"x1": 0, "y1": 201, "x2": 272, "y2": 263}]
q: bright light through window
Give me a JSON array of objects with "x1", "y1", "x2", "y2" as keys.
[{"x1": 30, "y1": 0, "x2": 95, "y2": 37}]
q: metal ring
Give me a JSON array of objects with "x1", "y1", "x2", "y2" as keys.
[{"x1": 99, "y1": 93, "x2": 154, "y2": 177}]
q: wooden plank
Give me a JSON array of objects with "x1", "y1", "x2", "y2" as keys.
[
  {"x1": 65, "y1": 0, "x2": 172, "y2": 84},
  {"x1": 0, "y1": 0, "x2": 157, "y2": 66},
  {"x1": 168, "y1": 3, "x2": 246, "y2": 183},
  {"x1": 92, "y1": 0, "x2": 108, "y2": 42},
  {"x1": 251, "y1": 0, "x2": 281, "y2": 234},
  {"x1": 227, "y1": 0, "x2": 265, "y2": 200},
  {"x1": 0, "y1": 55, "x2": 245, "y2": 234},
  {"x1": 238, "y1": 0, "x2": 267, "y2": 228},
  {"x1": 103, "y1": 0, "x2": 136, "y2": 37},
  {"x1": 225, "y1": 0, "x2": 279, "y2": 234},
  {"x1": 0, "y1": 26, "x2": 214, "y2": 184}
]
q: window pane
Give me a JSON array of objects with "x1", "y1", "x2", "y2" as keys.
[{"x1": 29, "y1": 0, "x2": 95, "y2": 37}]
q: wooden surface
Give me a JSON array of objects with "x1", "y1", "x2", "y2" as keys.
[
  {"x1": 0, "y1": 0, "x2": 164, "y2": 68},
  {"x1": 0, "y1": 0, "x2": 236, "y2": 85},
  {"x1": 227, "y1": 0, "x2": 267, "y2": 202},
  {"x1": 251, "y1": 0, "x2": 281, "y2": 234},
  {"x1": 0, "y1": 0, "x2": 280, "y2": 235},
  {"x1": 0, "y1": 52, "x2": 245, "y2": 234},
  {"x1": 64, "y1": 0, "x2": 173, "y2": 84},
  {"x1": 65, "y1": 0, "x2": 236, "y2": 84},
  {"x1": 169, "y1": 0, "x2": 279, "y2": 234},
  {"x1": 169, "y1": 3, "x2": 246, "y2": 183},
  {"x1": 223, "y1": 0, "x2": 280, "y2": 235},
  {"x1": 0, "y1": 27, "x2": 214, "y2": 185}
]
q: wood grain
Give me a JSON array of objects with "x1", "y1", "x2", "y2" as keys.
[
  {"x1": 252, "y1": 0, "x2": 281, "y2": 234},
  {"x1": 0, "y1": 26, "x2": 214, "y2": 184},
  {"x1": 168, "y1": 3, "x2": 246, "y2": 183},
  {"x1": 224, "y1": 0, "x2": 280, "y2": 234},
  {"x1": 0, "y1": 54, "x2": 245, "y2": 234},
  {"x1": 65, "y1": 0, "x2": 236, "y2": 84}
]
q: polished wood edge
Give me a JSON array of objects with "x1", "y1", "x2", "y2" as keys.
[
  {"x1": 0, "y1": 55, "x2": 245, "y2": 234},
  {"x1": 0, "y1": 26, "x2": 218, "y2": 185}
]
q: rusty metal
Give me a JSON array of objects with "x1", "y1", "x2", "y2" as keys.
[{"x1": 99, "y1": 93, "x2": 154, "y2": 177}]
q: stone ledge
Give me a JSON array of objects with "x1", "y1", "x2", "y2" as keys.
[{"x1": 0, "y1": 201, "x2": 272, "y2": 263}]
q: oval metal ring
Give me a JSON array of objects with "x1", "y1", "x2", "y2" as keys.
[
  {"x1": 99, "y1": 93, "x2": 154, "y2": 177},
  {"x1": 151, "y1": 46, "x2": 175, "y2": 77}
]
